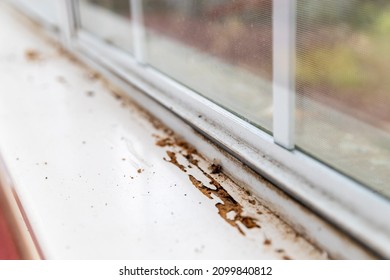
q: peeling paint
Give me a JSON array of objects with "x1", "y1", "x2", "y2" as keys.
[
  {"x1": 154, "y1": 133, "x2": 259, "y2": 235},
  {"x1": 164, "y1": 151, "x2": 186, "y2": 172}
]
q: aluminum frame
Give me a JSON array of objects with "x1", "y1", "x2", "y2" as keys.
[{"x1": 273, "y1": 0, "x2": 296, "y2": 149}]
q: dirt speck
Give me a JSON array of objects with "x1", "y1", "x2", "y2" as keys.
[
  {"x1": 137, "y1": 168, "x2": 143, "y2": 174},
  {"x1": 25, "y1": 49, "x2": 41, "y2": 61},
  {"x1": 86, "y1": 90, "x2": 94, "y2": 97},
  {"x1": 209, "y1": 163, "x2": 222, "y2": 174},
  {"x1": 264, "y1": 239, "x2": 272, "y2": 245},
  {"x1": 111, "y1": 90, "x2": 122, "y2": 100},
  {"x1": 57, "y1": 76, "x2": 66, "y2": 84},
  {"x1": 248, "y1": 199, "x2": 256, "y2": 205},
  {"x1": 87, "y1": 71, "x2": 100, "y2": 80}
]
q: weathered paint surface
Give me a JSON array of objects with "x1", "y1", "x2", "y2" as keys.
[{"x1": 0, "y1": 3, "x2": 328, "y2": 259}]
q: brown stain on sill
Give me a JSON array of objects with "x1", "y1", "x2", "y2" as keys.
[
  {"x1": 155, "y1": 134, "x2": 259, "y2": 235},
  {"x1": 25, "y1": 49, "x2": 41, "y2": 61},
  {"x1": 164, "y1": 151, "x2": 186, "y2": 172},
  {"x1": 188, "y1": 174, "x2": 258, "y2": 234}
]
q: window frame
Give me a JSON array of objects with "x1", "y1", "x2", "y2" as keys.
[{"x1": 7, "y1": 0, "x2": 390, "y2": 258}]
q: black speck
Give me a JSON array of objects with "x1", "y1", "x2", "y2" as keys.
[
  {"x1": 45, "y1": 177, "x2": 48, "y2": 179},
  {"x1": 210, "y1": 163, "x2": 222, "y2": 174}
]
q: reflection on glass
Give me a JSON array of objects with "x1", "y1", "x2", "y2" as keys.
[
  {"x1": 296, "y1": 0, "x2": 390, "y2": 197},
  {"x1": 143, "y1": 0, "x2": 273, "y2": 130},
  {"x1": 78, "y1": 0, "x2": 133, "y2": 53}
]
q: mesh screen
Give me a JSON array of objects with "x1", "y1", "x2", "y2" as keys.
[
  {"x1": 143, "y1": 0, "x2": 273, "y2": 130},
  {"x1": 296, "y1": 0, "x2": 390, "y2": 197}
]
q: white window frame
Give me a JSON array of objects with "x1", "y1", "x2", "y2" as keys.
[{"x1": 6, "y1": 0, "x2": 390, "y2": 258}]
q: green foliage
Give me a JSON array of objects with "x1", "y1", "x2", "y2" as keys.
[
  {"x1": 373, "y1": 7, "x2": 390, "y2": 35},
  {"x1": 296, "y1": 46, "x2": 362, "y2": 88}
]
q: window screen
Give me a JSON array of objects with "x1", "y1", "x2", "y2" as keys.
[
  {"x1": 78, "y1": 0, "x2": 133, "y2": 53},
  {"x1": 296, "y1": 0, "x2": 390, "y2": 198},
  {"x1": 143, "y1": 0, "x2": 273, "y2": 131}
]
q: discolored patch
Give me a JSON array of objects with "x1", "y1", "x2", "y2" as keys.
[
  {"x1": 25, "y1": 49, "x2": 41, "y2": 61},
  {"x1": 155, "y1": 132, "x2": 259, "y2": 235}
]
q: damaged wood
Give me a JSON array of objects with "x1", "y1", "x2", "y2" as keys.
[{"x1": 155, "y1": 132, "x2": 259, "y2": 235}]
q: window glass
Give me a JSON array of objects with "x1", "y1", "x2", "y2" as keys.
[
  {"x1": 78, "y1": 0, "x2": 133, "y2": 53},
  {"x1": 17, "y1": 0, "x2": 58, "y2": 26},
  {"x1": 296, "y1": 0, "x2": 390, "y2": 198},
  {"x1": 143, "y1": 0, "x2": 273, "y2": 131}
]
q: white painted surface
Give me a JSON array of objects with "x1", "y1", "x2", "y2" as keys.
[{"x1": 0, "y1": 3, "x2": 328, "y2": 259}]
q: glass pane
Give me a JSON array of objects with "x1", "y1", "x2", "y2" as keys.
[
  {"x1": 17, "y1": 0, "x2": 58, "y2": 26},
  {"x1": 78, "y1": 0, "x2": 133, "y2": 53},
  {"x1": 143, "y1": 0, "x2": 273, "y2": 131},
  {"x1": 296, "y1": 0, "x2": 390, "y2": 198}
]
